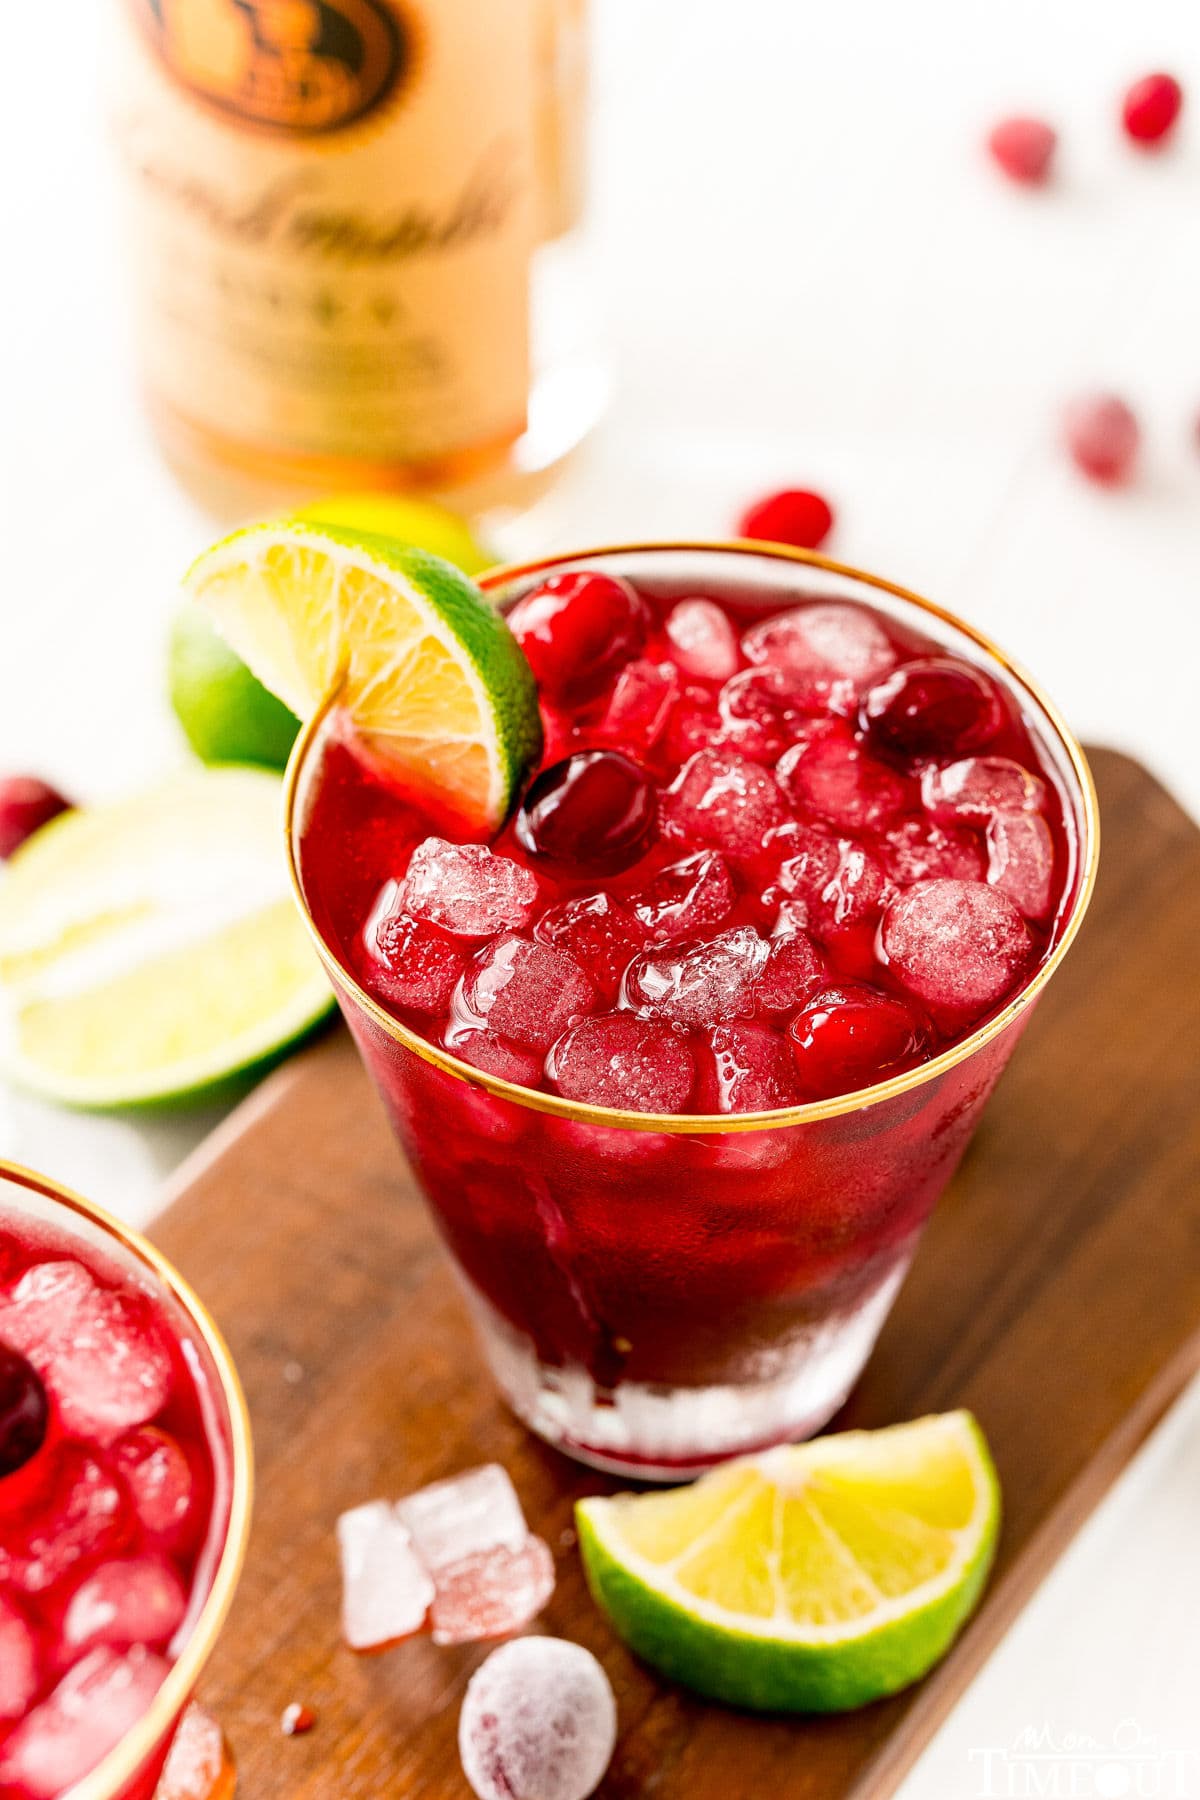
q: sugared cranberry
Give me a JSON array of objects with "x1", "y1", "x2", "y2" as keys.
[
  {"x1": 516, "y1": 752, "x2": 656, "y2": 873},
  {"x1": 987, "y1": 116, "x2": 1057, "y2": 184},
  {"x1": 788, "y1": 985, "x2": 927, "y2": 1099},
  {"x1": 860, "y1": 658, "x2": 1003, "y2": 756},
  {"x1": 0, "y1": 777, "x2": 73, "y2": 860},
  {"x1": 738, "y1": 489, "x2": 835, "y2": 551},
  {"x1": 1063, "y1": 394, "x2": 1140, "y2": 485},
  {"x1": 1121, "y1": 72, "x2": 1183, "y2": 146},
  {"x1": 507, "y1": 572, "x2": 648, "y2": 703},
  {"x1": 0, "y1": 1344, "x2": 49, "y2": 1479}
]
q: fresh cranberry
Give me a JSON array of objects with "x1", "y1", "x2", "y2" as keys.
[
  {"x1": 507, "y1": 572, "x2": 648, "y2": 703},
  {"x1": 516, "y1": 751, "x2": 656, "y2": 873},
  {"x1": 860, "y1": 658, "x2": 1003, "y2": 756},
  {"x1": 1121, "y1": 72, "x2": 1183, "y2": 146},
  {"x1": 737, "y1": 488, "x2": 835, "y2": 551},
  {"x1": 788, "y1": 985, "x2": 927, "y2": 1099},
  {"x1": 0, "y1": 777, "x2": 73, "y2": 860},
  {"x1": 0, "y1": 1344, "x2": 48, "y2": 1478},
  {"x1": 986, "y1": 116, "x2": 1057, "y2": 184},
  {"x1": 1064, "y1": 394, "x2": 1140, "y2": 485}
]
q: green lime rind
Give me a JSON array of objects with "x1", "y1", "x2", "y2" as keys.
[
  {"x1": 576, "y1": 1415, "x2": 1000, "y2": 1715},
  {"x1": 169, "y1": 605, "x2": 301, "y2": 771}
]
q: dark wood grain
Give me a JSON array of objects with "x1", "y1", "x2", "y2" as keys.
[{"x1": 151, "y1": 748, "x2": 1200, "y2": 1800}]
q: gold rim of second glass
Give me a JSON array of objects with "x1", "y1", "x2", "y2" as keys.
[
  {"x1": 0, "y1": 1159, "x2": 254, "y2": 1800},
  {"x1": 283, "y1": 539, "x2": 1100, "y2": 1135}
]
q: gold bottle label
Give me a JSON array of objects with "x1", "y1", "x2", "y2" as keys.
[{"x1": 113, "y1": 0, "x2": 538, "y2": 475}]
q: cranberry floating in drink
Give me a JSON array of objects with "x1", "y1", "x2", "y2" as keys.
[
  {"x1": 0, "y1": 1163, "x2": 250, "y2": 1800},
  {"x1": 288, "y1": 542, "x2": 1096, "y2": 1476}
]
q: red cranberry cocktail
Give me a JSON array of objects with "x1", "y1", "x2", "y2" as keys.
[
  {"x1": 0, "y1": 1163, "x2": 251, "y2": 1800},
  {"x1": 290, "y1": 543, "x2": 1097, "y2": 1477}
]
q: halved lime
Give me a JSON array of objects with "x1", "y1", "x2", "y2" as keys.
[
  {"x1": 0, "y1": 768, "x2": 333, "y2": 1108},
  {"x1": 576, "y1": 1411, "x2": 1000, "y2": 1713},
  {"x1": 295, "y1": 494, "x2": 493, "y2": 576},
  {"x1": 184, "y1": 522, "x2": 540, "y2": 833}
]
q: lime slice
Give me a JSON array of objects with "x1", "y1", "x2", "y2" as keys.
[
  {"x1": 576, "y1": 1411, "x2": 1000, "y2": 1713},
  {"x1": 184, "y1": 521, "x2": 540, "y2": 833},
  {"x1": 0, "y1": 768, "x2": 333, "y2": 1108}
]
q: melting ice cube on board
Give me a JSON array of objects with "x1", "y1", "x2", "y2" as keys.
[
  {"x1": 395, "y1": 1464, "x2": 528, "y2": 1573},
  {"x1": 337, "y1": 1501, "x2": 434, "y2": 1650},
  {"x1": 430, "y1": 1538, "x2": 556, "y2": 1647},
  {"x1": 155, "y1": 1704, "x2": 235, "y2": 1800}
]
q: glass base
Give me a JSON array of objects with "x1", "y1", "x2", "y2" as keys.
[{"x1": 466, "y1": 1258, "x2": 912, "y2": 1480}]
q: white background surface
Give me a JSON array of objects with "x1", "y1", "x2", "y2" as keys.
[{"x1": 1, "y1": 2, "x2": 1198, "y2": 1794}]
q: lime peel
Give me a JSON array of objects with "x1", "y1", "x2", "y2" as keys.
[{"x1": 576, "y1": 1411, "x2": 1000, "y2": 1713}]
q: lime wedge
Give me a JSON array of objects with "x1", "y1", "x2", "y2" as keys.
[
  {"x1": 184, "y1": 521, "x2": 540, "y2": 833},
  {"x1": 0, "y1": 768, "x2": 333, "y2": 1108},
  {"x1": 576, "y1": 1411, "x2": 1000, "y2": 1713}
]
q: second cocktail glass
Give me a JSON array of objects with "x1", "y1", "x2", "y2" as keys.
[{"x1": 286, "y1": 543, "x2": 1097, "y2": 1478}]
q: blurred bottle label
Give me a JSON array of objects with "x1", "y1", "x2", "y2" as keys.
[{"x1": 114, "y1": 0, "x2": 539, "y2": 475}]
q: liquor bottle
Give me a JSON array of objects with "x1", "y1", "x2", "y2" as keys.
[{"x1": 110, "y1": 0, "x2": 602, "y2": 504}]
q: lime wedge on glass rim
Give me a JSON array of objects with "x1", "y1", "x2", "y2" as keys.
[
  {"x1": 0, "y1": 768, "x2": 334, "y2": 1108},
  {"x1": 184, "y1": 521, "x2": 541, "y2": 834},
  {"x1": 576, "y1": 1411, "x2": 1000, "y2": 1713}
]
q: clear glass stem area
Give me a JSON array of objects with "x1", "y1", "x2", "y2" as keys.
[{"x1": 465, "y1": 1255, "x2": 913, "y2": 1479}]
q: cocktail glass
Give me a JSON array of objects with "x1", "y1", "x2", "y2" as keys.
[
  {"x1": 0, "y1": 1160, "x2": 253, "y2": 1800},
  {"x1": 285, "y1": 542, "x2": 1098, "y2": 1478}
]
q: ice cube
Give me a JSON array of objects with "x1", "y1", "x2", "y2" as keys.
[
  {"x1": 922, "y1": 755, "x2": 1048, "y2": 824},
  {"x1": 742, "y1": 601, "x2": 896, "y2": 700},
  {"x1": 402, "y1": 839, "x2": 540, "y2": 937},
  {"x1": 986, "y1": 810, "x2": 1056, "y2": 920},
  {"x1": 0, "y1": 1448, "x2": 130, "y2": 1594},
  {"x1": 632, "y1": 851, "x2": 735, "y2": 943},
  {"x1": 665, "y1": 599, "x2": 740, "y2": 681},
  {"x1": 597, "y1": 659, "x2": 680, "y2": 751},
  {"x1": 360, "y1": 880, "x2": 466, "y2": 1012},
  {"x1": 0, "y1": 1646, "x2": 170, "y2": 1800},
  {"x1": 155, "y1": 1704, "x2": 235, "y2": 1800},
  {"x1": 458, "y1": 1637, "x2": 617, "y2": 1800},
  {"x1": 757, "y1": 927, "x2": 826, "y2": 1013},
  {"x1": 776, "y1": 720, "x2": 911, "y2": 832},
  {"x1": 548, "y1": 1013, "x2": 695, "y2": 1113},
  {"x1": 664, "y1": 683, "x2": 722, "y2": 764},
  {"x1": 0, "y1": 1592, "x2": 39, "y2": 1720},
  {"x1": 337, "y1": 1500, "x2": 435, "y2": 1651},
  {"x1": 111, "y1": 1428, "x2": 199, "y2": 1554},
  {"x1": 622, "y1": 927, "x2": 769, "y2": 1028},
  {"x1": 446, "y1": 1026, "x2": 545, "y2": 1088},
  {"x1": 463, "y1": 935, "x2": 597, "y2": 1050},
  {"x1": 62, "y1": 1554, "x2": 187, "y2": 1654},
  {"x1": 716, "y1": 667, "x2": 813, "y2": 761},
  {"x1": 534, "y1": 893, "x2": 644, "y2": 999},
  {"x1": 881, "y1": 878, "x2": 1032, "y2": 1023},
  {"x1": 0, "y1": 1261, "x2": 172, "y2": 1446},
  {"x1": 395, "y1": 1464, "x2": 528, "y2": 1573},
  {"x1": 661, "y1": 749, "x2": 788, "y2": 860},
  {"x1": 702, "y1": 1022, "x2": 798, "y2": 1112},
  {"x1": 431, "y1": 1537, "x2": 556, "y2": 1646},
  {"x1": 879, "y1": 814, "x2": 986, "y2": 885},
  {"x1": 773, "y1": 826, "x2": 889, "y2": 944}
]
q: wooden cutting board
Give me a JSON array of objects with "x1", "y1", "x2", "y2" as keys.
[{"x1": 152, "y1": 747, "x2": 1200, "y2": 1800}]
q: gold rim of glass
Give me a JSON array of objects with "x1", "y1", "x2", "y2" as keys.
[
  {"x1": 283, "y1": 539, "x2": 1100, "y2": 1134},
  {"x1": 0, "y1": 1158, "x2": 254, "y2": 1800}
]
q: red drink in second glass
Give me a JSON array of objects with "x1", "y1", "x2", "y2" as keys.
[
  {"x1": 0, "y1": 1164, "x2": 250, "y2": 1800},
  {"x1": 290, "y1": 544, "x2": 1096, "y2": 1476}
]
